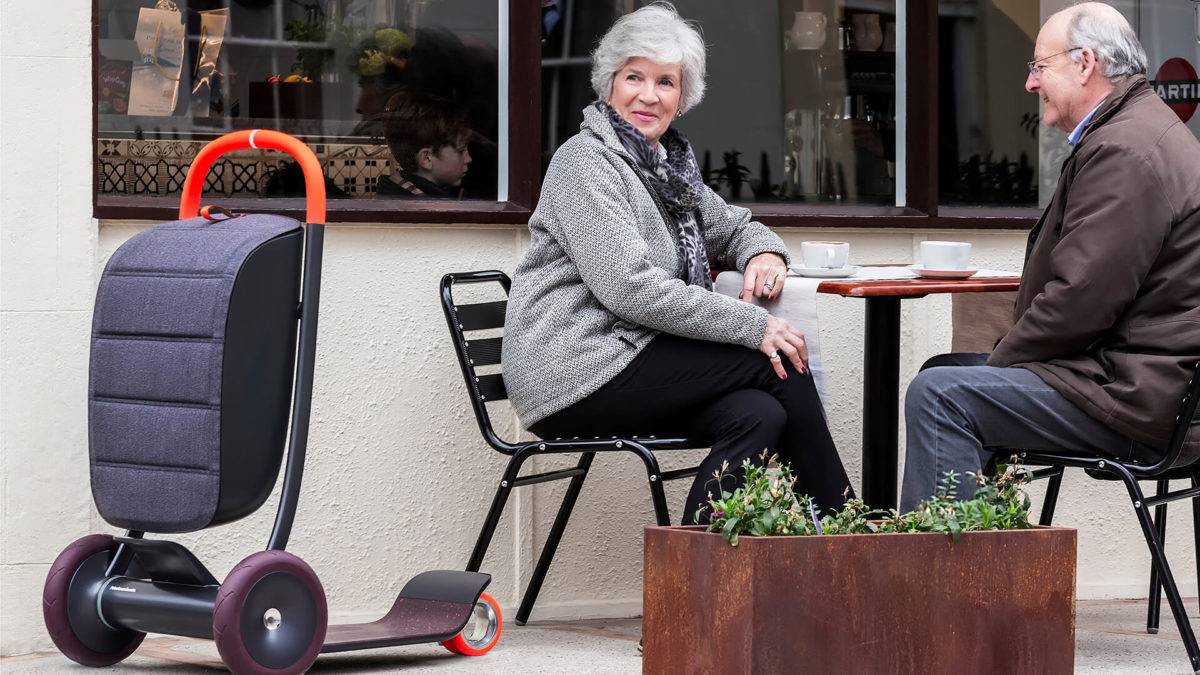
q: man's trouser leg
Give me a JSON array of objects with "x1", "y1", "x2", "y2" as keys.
[{"x1": 900, "y1": 360, "x2": 1142, "y2": 511}]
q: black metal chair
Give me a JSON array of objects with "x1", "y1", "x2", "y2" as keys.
[
  {"x1": 439, "y1": 270, "x2": 704, "y2": 625},
  {"x1": 1021, "y1": 362, "x2": 1200, "y2": 673}
]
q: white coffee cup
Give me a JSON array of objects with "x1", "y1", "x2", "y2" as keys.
[
  {"x1": 919, "y1": 241, "x2": 972, "y2": 270},
  {"x1": 801, "y1": 241, "x2": 850, "y2": 269}
]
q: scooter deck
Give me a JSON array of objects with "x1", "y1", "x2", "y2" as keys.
[
  {"x1": 322, "y1": 597, "x2": 472, "y2": 652},
  {"x1": 320, "y1": 570, "x2": 489, "y2": 653}
]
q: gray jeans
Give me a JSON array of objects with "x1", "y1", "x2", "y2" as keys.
[{"x1": 899, "y1": 353, "x2": 1149, "y2": 511}]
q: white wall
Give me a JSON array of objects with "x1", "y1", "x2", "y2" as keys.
[
  {"x1": 1, "y1": 1, "x2": 100, "y2": 656},
  {"x1": 2, "y1": 2, "x2": 1195, "y2": 659}
]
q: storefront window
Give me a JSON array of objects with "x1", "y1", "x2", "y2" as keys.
[
  {"x1": 938, "y1": 0, "x2": 1040, "y2": 207},
  {"x1": 96, "y1": 0, "x2": 500, "y2": 201},
  {"x1": 541, "y1": 0, "x2": 900, "y2": 206},
  {"x1": 940, "y1": 0, "x2": 1200, "y2": 209}
]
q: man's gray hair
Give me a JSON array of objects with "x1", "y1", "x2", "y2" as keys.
[
  {"x1": 590, "y1": 2, "x2": 707, "y2": 113},
  {"x1": 1066, "y1": 2, "x2": 1148, "y2": 78}
]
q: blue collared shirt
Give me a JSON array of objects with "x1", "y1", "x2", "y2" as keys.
[{"x1": 1067, "y1": 103, "x2": 1104, "y2": 145}]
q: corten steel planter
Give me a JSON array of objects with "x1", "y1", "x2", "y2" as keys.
[{"x1": 643, "y1": 525, "x2": 1076, "y2": 674}]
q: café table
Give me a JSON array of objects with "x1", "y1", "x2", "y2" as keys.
[{"x1": 816, "y1": 272, "x2": 1021, "y2": 509}]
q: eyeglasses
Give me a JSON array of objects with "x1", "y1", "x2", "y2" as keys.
[{"x1": 1027, "y1": 47, "x2": 1083, "y2": 75}]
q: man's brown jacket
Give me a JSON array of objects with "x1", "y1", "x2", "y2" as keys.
[{"x1": 990, "y1": 75, "x2": 1200, "y2": 455}]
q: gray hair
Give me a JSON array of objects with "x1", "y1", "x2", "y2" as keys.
[
  {"x1": 590, "y1": 2, "x2": 707, "y2": 114},
  {"x1": 1066, "y1": 2, "x2": 1148, "y2": 78}
]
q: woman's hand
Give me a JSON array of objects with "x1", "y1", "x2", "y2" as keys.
[
  {"x1": 760, "y1": 315, "x2": 809, "y2": 379},
  {"x1": 741, "y1": 252, "x2": 788, "y2": 301}
]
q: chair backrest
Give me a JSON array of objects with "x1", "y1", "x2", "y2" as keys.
[
  {"x1": 439, "y1": 270, "x2": 519, "y2": 454},
  {"x1": 1157, "y1": 361, "x2": 1200, "y2": 472}
]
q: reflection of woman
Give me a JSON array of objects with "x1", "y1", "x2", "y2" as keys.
[{"x1": 502, "y1": 3, "x2": 852, "y2": 521}]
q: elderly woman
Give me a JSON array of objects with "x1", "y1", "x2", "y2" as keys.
[{"x1": 502, "y1": 3, "x2": 852, "y2": 522}]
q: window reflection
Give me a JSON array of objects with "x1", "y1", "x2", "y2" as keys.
[
  {"x1": 938, "y1": 0, "x2": 1040, "y2": 207},
  {"x1": 541, "y1": 0, "x2": 899, "y2": 206},
  {"x1": 96, "y1": 0, "x2": 498, "y2": 200},
  {"x1": 942, "y1": 0, "x2": 1200, "y2": 209}
]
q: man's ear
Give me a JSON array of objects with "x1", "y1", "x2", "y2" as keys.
[
  {"x1": 1078, "y1": 47, "x2": 1099, "y2": 84},
  {"x1": 416, "y1": 147, "x2": 435, "y2": 170}
]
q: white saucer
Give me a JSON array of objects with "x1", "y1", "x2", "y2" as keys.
[
  {"x1": 790, "y1": 265, "x2": 860, "y2": 279},
  {"x1": 909, "y1": 264, "x2": 978, "y2": 280}
]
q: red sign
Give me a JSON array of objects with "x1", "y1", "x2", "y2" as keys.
[{"x1": 1152, "y1": 57, "x2": 1199, "y2": 123}]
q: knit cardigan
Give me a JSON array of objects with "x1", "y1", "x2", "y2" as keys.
[{"x1": 502, "y1": 105, "x2": 790, "y2": 426}]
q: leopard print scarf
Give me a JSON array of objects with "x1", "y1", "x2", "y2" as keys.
[{"x1": 596, "y1": 101, "x2": 712, "y2": 290}]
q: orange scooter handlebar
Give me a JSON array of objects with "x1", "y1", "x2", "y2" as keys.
[{"x1": 178, "y1": 130, "x2": 326, "y2": 224}]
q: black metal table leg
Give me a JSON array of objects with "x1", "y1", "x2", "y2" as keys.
[{"x1": 862, "y1": 296, "x2": 902, "y2": 508}]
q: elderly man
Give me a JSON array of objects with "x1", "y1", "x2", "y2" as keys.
[{"x1": 899, "y1": 2, "x2": 1200, "y2": 510}]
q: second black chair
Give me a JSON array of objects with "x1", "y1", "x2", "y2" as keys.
[
  {"x1": 439, "y1": 270, "x2": 704, "y2": 625},
  {"x1": 1020, "y1": 361, "x2": 1200, "y2": 673}
]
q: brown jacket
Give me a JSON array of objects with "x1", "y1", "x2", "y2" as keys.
[{"x1": 989, "y1": 75, "x2": 1200, "y2": 454}]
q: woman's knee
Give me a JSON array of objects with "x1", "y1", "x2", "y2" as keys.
[{"x1": 711, "y1": 389, "x2": 787, "y2": 443}]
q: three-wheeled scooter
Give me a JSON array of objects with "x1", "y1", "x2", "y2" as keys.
[{"x1": 42, "y1": 130, "x2": 501, "y2": 673}]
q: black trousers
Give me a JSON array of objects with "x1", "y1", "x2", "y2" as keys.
[{"x1": 530, "y1": 334, "x2": 853, "y2": 524}]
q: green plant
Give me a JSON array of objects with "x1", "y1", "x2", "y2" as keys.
[
  {"x1": 283, "y1": 20, "x2": 412, "y2": 80},
  {"x1": 875, "y1": 463, "x2": 1033, "y2": 541},
  {"x1": 284, "y1": 18, "x2": 336, "y2": 79},
  {"x1": 695, "y1": 454, "x2": 818, "y2": 546},
  {"x1": 712, "y1": 150, "x2": 752, "y2": 200},
  {"x1": 349, "y1": 27, "x2": 413, "y2": 77},
  {"x1": 699, "y1": 454, "x2": 1032, "y2": 546}
]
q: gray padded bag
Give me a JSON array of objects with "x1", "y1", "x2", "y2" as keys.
[{"x1": 89, "y1": 214, "x2": 304, "y2": 533}]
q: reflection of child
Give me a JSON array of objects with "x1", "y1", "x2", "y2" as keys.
[{"x1": 379, "y1": 91, "x2": 472, "y2": 198}]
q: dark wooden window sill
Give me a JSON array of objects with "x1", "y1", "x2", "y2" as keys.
[{"x1": 96, "y1": 195, "x2": 534, "y2": 225}]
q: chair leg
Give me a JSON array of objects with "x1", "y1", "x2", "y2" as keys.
[
  {"x1": 624, "y1": 442, "x2": 671, "y2": 525},
  {"x1": 1193, "y1": 471, "x2": 1200, "y2": 618},
  {"x1": 466, "y1": 449, "x2": 533, "y2": 573},
  {"x1": 1113, "y1": 465, "x2": 1200, "y2": 672},
  {"x1": 515, "y1": 452, "x2": 595, "y2": 626},
  {"x1": 1148, "y1": 478, "x2": 1170, "y2": 634},
  {"x1": 1039, "y1": 470, "x2": 1064, "y2": 526},
  {"x1": 648, "y1": 476, "x2": 671, "y2": 526}
]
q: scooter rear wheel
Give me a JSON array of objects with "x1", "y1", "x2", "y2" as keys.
[
  {"x1": 213, "y1": 550, "x2": 327, "y2": 674},
  {"x1": 43, "y1": 534, "x2": 145, "y2": 667},
  {"x1": 442, "y1": 592, "x2": 503, "y2": 656}
]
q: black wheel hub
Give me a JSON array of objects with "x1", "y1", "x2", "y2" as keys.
[
  {"x1": 67, "y1": 551, "x2": 141, "y2": 653},
  {"x1": 240, "y1": 571, "x2": 318, "y2": 669}
]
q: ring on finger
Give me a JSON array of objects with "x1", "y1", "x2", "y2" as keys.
[{"x1": 768, "y1": 352, "x2": 782, "y2": 361}]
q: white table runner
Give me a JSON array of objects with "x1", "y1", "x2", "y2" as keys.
[
  {"x1": 714, "y1": 272, "x2": 829, "y2": 405},
  {"x1": 715, "y1": 266, "x2": 1020, "y2": 408}
]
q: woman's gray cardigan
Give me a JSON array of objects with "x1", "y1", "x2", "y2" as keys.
[{"x1": 502, "y1": 106, "x2": 790, "y2": 427}]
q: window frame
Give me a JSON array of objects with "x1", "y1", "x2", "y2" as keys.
[{"x1": 92, "y1": 0, "x2": 1038, "y2": 230}]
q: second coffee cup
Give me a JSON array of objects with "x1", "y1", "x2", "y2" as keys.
[
  {"x1": 801, "y1": 241, "x2": 850, "y2": 269},
  {"x1": 919, "y1": 240, "x2": 972, "y2": 270}
]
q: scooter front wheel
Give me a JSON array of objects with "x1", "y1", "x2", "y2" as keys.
[
  {"x1": 43, "y1": 534, "x2": 145, "y2": 667},
  {"x1": 213, "y1": 550, "x2": 327, "y2": 674},
  {"x1": 442, "y1": 592, "x2": 502, "y2": 656}
]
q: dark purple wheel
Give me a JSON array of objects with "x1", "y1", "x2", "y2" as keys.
[
  {"x1": 213, "y1": 550, "x2": 327, "y2": 675},
  {"x1": 43, "y1": 534, "x2": 145, "y2": 667}
]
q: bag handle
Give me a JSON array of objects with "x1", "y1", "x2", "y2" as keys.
[{"x1": 179, "y1": 129, "x2": 326, "y2": 224}]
